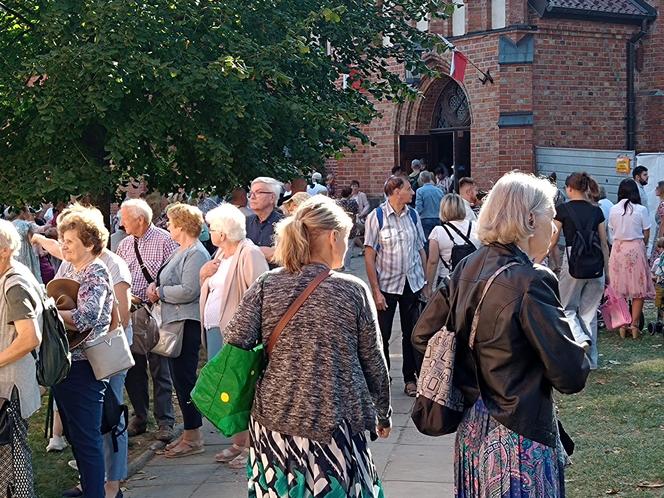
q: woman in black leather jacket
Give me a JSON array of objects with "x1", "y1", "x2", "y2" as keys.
[{"x1": 416, "y1": 172, "x2": 590, "y2": 497}]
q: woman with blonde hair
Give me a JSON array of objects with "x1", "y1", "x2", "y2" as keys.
[
  {"x1": 198, "y1": 203, "x2": 268, "y2": 467},
  {"x1": 0, "y1": 219, "x2": 42, "y2": 498},
  {"x1": 414, "y1": 172, "x2": 589, "y2": 497},
  {"x1": 224, "y1": 196, "x2": 391, "y2": 497},
  {"x1": 146, "y1": 203, "x2": 210, "y2": 458}
]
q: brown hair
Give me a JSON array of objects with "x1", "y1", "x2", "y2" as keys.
[
  {"x1": 458, "y1": 177, "x2": 475, "y2": 190},
  {"x1": 274, "y1": 196, "x2": 352, "y2": 273},
  {"x1": 383, "y1": 175, "x2": 408, "y2": 197},
  {"x1": 57, "y1": 206, "x2": 109, "y2": 256},
  {"x1": 565, "y1": 172, "x2": 599, "y2": 201},
  {"x1": 166, "y1": 203, "x2": 203, "y2": 238}
]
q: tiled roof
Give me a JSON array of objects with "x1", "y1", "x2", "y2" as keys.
[{"x1": 530, "y1": 0, "x2": 657, "y2": 21}]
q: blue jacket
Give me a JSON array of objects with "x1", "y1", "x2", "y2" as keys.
[
  {"x1": 157, "y1": 241, "x2": 210, "y2": 324},
  {"x1": 415, "y1": 183, "x2": 445, "y2": 220}
]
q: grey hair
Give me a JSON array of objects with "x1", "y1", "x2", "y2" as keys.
[
  {"x1": 477, "y1": 172, "x2": 557, "y2": 245},
  {"x1": 419, "y1": 171, "x2": 434, "y2": 184},
  {"x1": 121, "y1": 198, "x2": 153, "y2": 224},
  {"x1": 0, "y1": 220, "x2": 21, "y2": 256},
  {"x1": 205, "y1": 203, "x2": 246, "y2": 242},
  {"x1": 251, "y1": 177, "x2": 282, "y2": 206},
  {"x1": 411, "y1": 159, "x2": 422, "y2": 169},
  {"x1": 311, "y1": 172, "x2": 322, "y2": 183}
]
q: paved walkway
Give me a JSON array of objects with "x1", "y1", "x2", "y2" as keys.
[{"x1": 125, "y1": 253, "x2": 454, "y2": 497}]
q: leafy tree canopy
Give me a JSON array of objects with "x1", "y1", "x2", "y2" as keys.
[{"x1": 0, "y1": 0, "x2": 454, "y2": 205}]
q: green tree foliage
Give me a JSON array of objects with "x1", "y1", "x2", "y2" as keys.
[{"x1": 0, "y1": 0, "x2": 455, "y2": 204}]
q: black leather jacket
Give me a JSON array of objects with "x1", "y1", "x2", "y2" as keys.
[{"x1": 414, "y1": 243, "x2": 589, "y2": 447}]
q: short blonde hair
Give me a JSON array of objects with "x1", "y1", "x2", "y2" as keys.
[
  {"x1": 121, "y1": 198, "x2": 153, "y2": 224},
  {"x1": 439, "y1": 193, "x2": 466, "y2": 222},
  {"x1": 274, "y1": 196, "x2": 353, "y2": 273},
  {"x1": 477, "y1": 171, "x2": 556, "y2": 245},
  {"x1": 166, "y1": 203, "x2": 203, "y2": 238},
  {"x1": 58, "y1": 206, "x2": 109, "y2": 256},
  {"x1": 0, "y1": 220, "x2": 21, "y2": 256},
  {"x1": 205, "y1": 203, "x2": 246, "y2": 242}
]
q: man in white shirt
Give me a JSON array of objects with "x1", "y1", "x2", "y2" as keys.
[
  {"x1": 632, "y1": 166, "x2": 649, "y2": 212},
  {"x1": 307, "y1": 172, "x2": 328, "y2": 196},
  {"x1": 459, "y1": 177, "x2": 478, "y2": 221}
]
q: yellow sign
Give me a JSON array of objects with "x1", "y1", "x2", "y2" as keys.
[{"x1": 616, "y1": 156, "x2": 631, "y2": 174}]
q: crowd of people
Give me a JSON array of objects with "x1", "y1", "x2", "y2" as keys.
[{"x1": 0, "y1": 161, "x2": 658, "y2": 497}]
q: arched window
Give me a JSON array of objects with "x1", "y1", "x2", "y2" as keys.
[{"x1": 433, "y1": 80, "x2": 471, "y2": 129}]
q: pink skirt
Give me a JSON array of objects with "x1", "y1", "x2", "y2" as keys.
[{"x1": 609, "y1": 239, "x2": 655, "y2": 300}]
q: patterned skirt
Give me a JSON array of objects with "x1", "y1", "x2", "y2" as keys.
[
  {"x1": 0, "y1": 393, "x2": 35, "y2": 498},
  {"x1": 609, "y1": 239, "x2": 656, "y2": 300},
  {"x1": 455, "y1": 399, "x2": 565, "y2": 498},
  {"x1": 247, "y1": 417, "x2": 384, "y2": 498}
]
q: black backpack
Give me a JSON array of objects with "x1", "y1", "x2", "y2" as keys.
[
  {"x1": 101, "y1": 386, "x2": 129, "y2": 453},
  {"x1": 564, "y1": 204, "x2": 604, "y2": 279},
  {"x1": 3, "y1": 273, "x2": 71, "y2": 387},
  {"x1": 440, "y1": 222, "x2": 477, "y2": 271}
]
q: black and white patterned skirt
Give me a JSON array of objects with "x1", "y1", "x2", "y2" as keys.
[
  {"x1": 247, "y1": 417, "x2": 384, "y2": 498},
  {"x1": 0, "y1": 392, "x2": 35, "y2": 498}
]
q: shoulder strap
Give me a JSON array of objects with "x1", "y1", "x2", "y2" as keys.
[
  {"x1": 133, "y1": 238, "x2": 155, "y2": 284},
  {"x1": 408, "y1": 207, "x2": 418, "y2": 226},
  {"x1": 443, "y1": 222, "x2": 474, "y2": 246},
  {"x1": 266, "y1": 269, "x2": 331, "y2": 355},
  {"x1": 440, "y1": 223, "x2": 457, "y2": 247},
  {"x1": 468, "y1": 262, "x2": 519, "y2": 349},
  {"x1": 376, "y1": 206, "x2": 384, "y2": 231}
]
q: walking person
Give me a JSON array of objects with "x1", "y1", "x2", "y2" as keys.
[
  {"x1": 415, "y1": 171, "x2": 445, "y2": 240},
  {"x1": 51, "y1": 207, "x2": 114, "y2": 498},
  {"x1": 198, "y1": 203, "x2": 268, "y2": 467},
  {"x1": 146, "y1": 204, "x2": 210, "y2": 458},
  {"x1": 336, "y1": 187, "x2": 359, "y2": 270},
  {"x1": 608, "y1": 179, "x2": 655, "y2": 338},
  {"x1": 116, "y1": 199, "x2": 177, "y2": 441},
  {"x1": 364, "y1": 175, "x2": 427, "y2": 397},
  {"x1": 424, "y1": 193, "x2": 479, "y2": 294},
  {"x1": 550, "y1": 173, "x2": 610, "y2": 369},
  {"x1": 0, "y1": 220, "x2": 42, "y2": 498},
  {"x1": 225, "y1": 196, "x2": 391, "y2": 497},
  {"x1": 414, "y1": 172, "x2": 589, "y2": 497},
  {"x1": 350, "y1": 180, "x2": 370, "y2": 222}
]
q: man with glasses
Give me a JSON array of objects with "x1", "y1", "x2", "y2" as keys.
[{"x1": 246, "y1": 177, "x2": 284, "y2": 267}]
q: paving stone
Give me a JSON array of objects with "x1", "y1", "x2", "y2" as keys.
[
  {"x1": 124, "y1": 483, "x2": 199, "y2": 498},
  {"x1": 383, "y1": 480, "x2": 455, "y2": 497}
]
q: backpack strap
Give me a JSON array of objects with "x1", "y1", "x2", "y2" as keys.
[
  {"x1": 468, "y1": 262, "x2": 519, "y2": 349},
  {"x1": 408, "y1": 207, "x2": 418, "y2": 226},
  {"x1": 376, "y1": 206, "x2": 384, "y2": 231},
  {"x1": 442, "y1": 222, "x2": 474, "y2": 247}
]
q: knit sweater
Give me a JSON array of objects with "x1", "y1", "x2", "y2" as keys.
[{"x1": 224, "y1": 263, "x2": 392, "y2": 443}]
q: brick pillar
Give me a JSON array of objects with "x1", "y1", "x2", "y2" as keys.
[
  {"x1": 467, "y1": 0, "x2": 491, "y2": 33},
  {"x1": 505, "y1": 0, "x2": 528, "y2": 25}
]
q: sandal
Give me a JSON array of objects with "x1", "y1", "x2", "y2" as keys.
[
  {"x1": 619, "y1": 327, "x2": 627, "y2": 339},
  {"x1": 404, "y1": 382, "x2": 417, "y2": 397},
  {"x1": 164, "y1": 435, "x2": 183, "y2": 451},
  {"x1": 227, "y1": 448, "x2": 250, "y2": 469},
  {"x1": 630, "y1": 325, "x2": 641, "y2": 339},
  {"x1": 214, "y1": 443, "x2": 244, "y2": 463},
  {"x1": 164, "y1": 439, "x2": 205, "y2": 459}
]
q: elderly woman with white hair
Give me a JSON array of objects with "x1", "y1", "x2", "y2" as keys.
[
  {"x1": 0, "y1": 220, "x2": 42, "y2": 498},
  {"x1": 413, "y1": 172, "x2": 589, "y2": 497},
  {"x1": 198, "y1": 203, "x2": 269, "y2": 467}
]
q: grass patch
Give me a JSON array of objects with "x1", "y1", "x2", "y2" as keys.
[{"x1": 557, "y1": 327, "x2": 664, "y2": 497}]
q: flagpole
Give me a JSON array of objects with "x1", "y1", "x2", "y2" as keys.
[{"x1": 437, "y1": 35, "x2": 494, "y2": 85}]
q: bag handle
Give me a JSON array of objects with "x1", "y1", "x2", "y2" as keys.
[
  {"x1": 468, "y1": 262, "x2": 519, "y2": 349},
  {"x1": 266, "y1": 269, "x2": 331, "y2": 355},
  {"x1": 133, "y1": 238, "x2": 155, "y2": 285}
]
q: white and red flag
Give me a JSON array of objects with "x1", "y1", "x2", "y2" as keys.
[{"x1": 450, "y1": 50, "x2": 469, "y2": 83}]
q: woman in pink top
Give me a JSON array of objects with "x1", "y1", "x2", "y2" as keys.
[{"x1": 608, "y1": 179, "x2": 655, "y2": 338}]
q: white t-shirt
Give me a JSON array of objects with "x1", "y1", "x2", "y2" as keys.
[
  {"x1": 463, "y1": 199, "x2": 477, "y2": 221},
  {"x1": 598, "y1": 198, "x2": 614, "y2": 243},
  {"x1": 429, "y1": 220, "x2": 480, "y2": 278},
  {"x1": 608, "y1": 199, "x2": 650, "y2": 241},
  {"x1": 307, "y1": 183, "x2": 328, "y2": 196},
  {"x1": 203, "y1": 256, "x2": 233, "y2": 329}
]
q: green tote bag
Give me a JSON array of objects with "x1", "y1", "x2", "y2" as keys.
[{"x1": 191, "y1": 269, "x2": 330, "y2": 437}]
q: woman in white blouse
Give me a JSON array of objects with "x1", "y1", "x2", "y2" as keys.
[
  {"x1": 425, "y1": 193, "x2": 480, "y2": 294},
  {"x1": 199, "y1": 203, "x2": 269, "y2": 467},
  {"x1": 608, "y1": 179, "x2": 655, "y2": 338}
]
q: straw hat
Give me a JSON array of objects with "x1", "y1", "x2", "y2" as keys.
[
  {"x1": 282, "y1": 192, "x2": 311, "y2": 215},
  {"x1": 46, "y1": 278, "x2": 80, "y2": 311}
]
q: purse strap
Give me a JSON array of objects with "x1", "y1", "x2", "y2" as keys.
[
  {"x1": 133, "y1": 238, "x2": 155, "y2": 285},
  {"x1": 468, "y1": 262, "x2": 519, "y2": 349},
  {"x1": 266, "y1": 268, "x2": 331, "y2": 355}
]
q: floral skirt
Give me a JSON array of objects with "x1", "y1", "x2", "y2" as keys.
[
  {"x1": 247, "y1": 417, "x2": 384, "y2": 498},
  {"x1": 609, "y1": 239, "x2": 656, "y2": 300},
  {"x1": 455, "y1": 399, "x2": 565, "y2": 498}
]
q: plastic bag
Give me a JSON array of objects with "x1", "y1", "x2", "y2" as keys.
[{"x1": 599, "y1": 286, "x2": 631, "y2": 330}]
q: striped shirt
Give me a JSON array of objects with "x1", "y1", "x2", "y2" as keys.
[
  {"x1": 364, "y1": 201, "x2": 426, "y2": 294},
  {"x1": 116, "y1": 225, "x2": 178, "y2": 302}
]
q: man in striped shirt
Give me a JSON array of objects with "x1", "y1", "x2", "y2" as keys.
[{"x1": 364, "y1": 175, "x2": 427, "y2": 397}]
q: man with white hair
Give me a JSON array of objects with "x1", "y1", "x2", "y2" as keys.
[
  {"x1": 246, "y1": 177, "x2": 285, "y2": 266},
  {"x1": 116, "y1": 198, "x2": 178, "y2": 441},
  {"x1": 307, "y1": 172, "x2": 328, "y2": 196}
]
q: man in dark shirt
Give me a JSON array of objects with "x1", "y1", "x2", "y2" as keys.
[{"x1": 246, "y1": 177, "x2": 285, "y2": 266}]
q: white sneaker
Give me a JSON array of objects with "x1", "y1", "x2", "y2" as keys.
[
  {"x1": 67, "y1": 459, "x2": 78, "y2": 471},
  {"x1": 46, "y1": 436, "x2": 68, "y2": 452}
]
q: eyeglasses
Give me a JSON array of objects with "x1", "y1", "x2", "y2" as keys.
[{"x1": 247, "y1": 191, "x2": 274, "y2": 198}]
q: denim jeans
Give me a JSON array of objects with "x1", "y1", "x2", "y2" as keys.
[
  {"x1": 53, "y1": 360, "x2": 107, "y2": 498},
  {"x1": 104, "y1": 371, "x2": 128, "y2": 481},
  {"x1": 559, "y1": 255, "x2": 604, "y2": 368},
  {"x1": 205, "y1": 326, "x2": 223, "y2": 361}
]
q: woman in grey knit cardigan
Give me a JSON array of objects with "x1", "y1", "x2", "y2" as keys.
[{"x1": 224, "y1": 196, "x2": 392, "y2": 498}]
